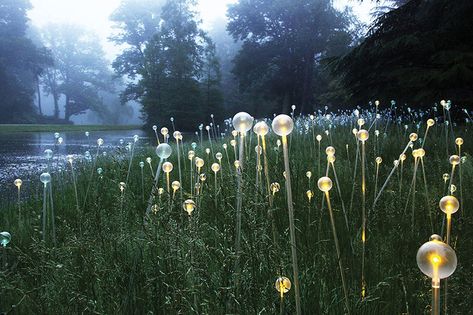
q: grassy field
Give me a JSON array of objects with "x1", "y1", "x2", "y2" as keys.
[
  {"x1": 0, "y1": 115, "x2": 471, "y2": 314},
  {"x1": 0, "y1": 124, "x2": 142, "y2": 133}
]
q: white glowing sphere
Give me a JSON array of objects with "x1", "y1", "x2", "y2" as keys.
[
  {"x1": 272, "y1": 114, "x2": 294, "y2": 136},
  {"x1": 156, "y1": 143, "x2": 172, "y2": 159},
  {"x1": 253, "y1": 121, "x2": 269, "y2": 136},
  {"x1": 232, "y1": 112, "x2": 254, "y2": 133},
  {"x1": 40, "y1": 172, "x2": 51, "y2": 184}
]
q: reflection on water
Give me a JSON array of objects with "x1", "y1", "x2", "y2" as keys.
[{"x1": 0, "y1": 129, "x2": 148, "y2": 199}]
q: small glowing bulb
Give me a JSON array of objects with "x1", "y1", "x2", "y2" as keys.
[
  {"x1": 97, "y1": 138, "x2": 104, "y2": 146},
  {"x1": 152, "y1": 125, "x2": 157, "y2": 131},
  {"x1": 275, "y1": 276, "x2": 291, "y2": 297},
  {"x1": 195, "y1": 158, "x2": 204, "y2": 169},
  {"x1": 427, "y1": 119, "x2": 435, "y2": 127},
  {"x1": 230, "y1": 139, "x2": 237, "y2": 147},
  {"x1": 306, "y1": 171, "x2": 312, "y2": 179},
  {"x1": 317, "y1": 176, "x2": 332, "y2": 192},
  {"x1": 357, "y1": 129, "x2": 369, "y2": 142},
  {"x1": 409, "y1": 133, "x2": 418, "y2": 142},
  {"x1": 276, "y1": 139, "x2": 281, "y2": 147},
  {"x1": 316, "y1": 134, "x2": 322, "y2": 142},
  {"x1": 400, "y1": 153, "x2": 407, "y2": 161},
  {"x1": 270, "y1": 182, "x2": 280, "y2": 195},
  {"x1": 205, "y1": 148, "x2": 211, "y2": 155},
  {"x1": 211, "y1": 163, "x2": 221, "y2": 173},
  {"x1": 0, "y1": 232, "x2": 12, "y2": 247},
  {"x1": 232, "y1": 112, "x2": 254, "y2": 133},
  {"x1": 133, "y1": 135, "x2": 139, "y2": 142},
  {"x1": 57, "y1": 137, "x2": 63, "y2": 144},
  {"x1": 199, "y1": 173, "x2": 207, "y2": 182},
  {"x1": 183, "y1": 199, "x2": 196, "y2": 215},
  {"x1": 231, "y1": 130, "x2": 238, "y2": 137},
  {"x1": 14, "y1": 178, "x2": 22, "y2": 188},
  {"x1": 352, "y1": 128, "x2": 358, "y2": 136},
  {"x1": 172, "y1": 181, "x2": 181, "y2": 191},
  {"x1": 357, "y1": 118, "x2": 365, "y2": 127},
  {"x1": 455, "y1": 138, "x2": 463, "y2": 146},
  {"x1": 325, "y1": 146, "x2": 335, "y2": 156},
  {"x1": 158, "y1": 188, "x2": 164, "y2": 195},
  {"x1": 119, "y1": 182, "x2": 126, "y2": 192},
  {"x1": 439, "y1": 195, "x2": 459, "y2": 214},
  {"x1": 449, "y1": 155, "x2": 460, "y2": 165},
  {"x1": 376, "y1": 157, "x2": 382, "y2": 164},
  {"x1": 306, "y1": 190, "x2": 314, "y2": 201},
  {"x1": 156, "y1": 143, "x2": 172, "y2": 159},
  {"x1": 160, "y1": 127, "x2": 168, "y2": 136},
  {"x1": 162, "y1": 162, "x2": 173, "y2": 173},
  {"x1": 450, "y1": 184, "x2": 457, "y2": 193},
  {"x1": 44, "y1": 149, "x2": 53, "y2": 159},
  {"x1": 215, "y1": 152, "x2": 223, "y2": 161},
  {"x1": 327, "y1": 155, "x2": 336, "y2": 163},
  {"x1": 253, "y1": 121, "x2": 269, "y2": 136},
  {"x1": 40, "y1": 172, "x2": 51, "y2": 185},
  {"x1": 272, "y1": 114, "x2": 294, "y2": 136},
  {"x1": 188, "y1": 150, "x2": 195, "y2": 160},
  {"x1": 234, "y1": 160, "x2": 240, "y2": 169},
  {"x1": 146, "y1": 157, "x2": 152, "y2": 164}
]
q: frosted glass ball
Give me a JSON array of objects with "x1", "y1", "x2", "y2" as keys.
[
  {"x1": 152, "y1": 125, "x2": 157, "y2": 131},
  {"x1": 400, "y1": 153, "x2": 407, "y2": 161},
  {"x1": 317, "y1": 176, "x2": 332, "y2": 192},
  {"x1": 275, "y1": 276, "x2": 291, "y2": 294},
  {"x1": 211, "y1": 163, "x2": 221, "y2": 173},
  {"x1": 325, "y1": 146, "x2": 335, "y2": 156},
  {"x1": 455, "y1": 138, "x2": 463, "y2": 146},
  {"x1": 188, "y1": 150, "x2": 195, "y2": 160},
  {"x1": 253, "y1": 121, "x2": 269, "y2": 136},
  {"x1": 156, "y1": 143, "x2": 172, "y2": 159},
  {"x1": 183, "y1": 199, "x2": 196, "y2": 215},
  {"x1": 85, "y1": 131, "x2": 90, "y2": 137},
  {"x1": 97, "y1": 138, "x2": 104, "y2": 146},
  {"x1": 172, "y1": 181, "x2": 180, "y2": 191},
  {"x1": 97, "y1": 168, "x2": 103, "y2": 175},
  {"x1": 14, "y1": 179, "x2": 22, "y2": 188},
  {"x1": 146, "y1": 157, "x2": 152, "y2": 164},
  {"x1": 232, "y1": 112, "x2": 254, "y2": 133},
  {"x1": 44, "y1": 149, "x2": 53, "y2": 159},
  {"x1": 0, "y1": 231, "x2": 11, "y2": 247},
  {"x1": 270, "y1": 182, "x2": 280, "y2": 194},
  {"x1": 449, "y1": 155, "x2": 460, "y2": 165},
  {"x1": 316, "y1": 135, "x2": 322, "y2": 142},
  {"x1": 173, "y1": 131, "x2": 181, "y2": 140},
  {"x1": 133, "y1": 135, "x2": 139, "y2": 142},
  {"x1": 215, "y1": 152, "x2": 223, "y2": 160},
  {"x1": 272, "y1": 114, "x2": 294, "y2": 136},
  {"x1": 57, "y1": 137, "x2": 63, "y2": 144},
  {"x1": 195, "y1": 158, "x2": 204, "y2": 168},
  {"x1": 54, "y1": 132, "x2": 60, "y2": 139},
  {"x1": 427, "y1": 119, "x2": 435, "y2": 127},
  {"x1": 306, "y1": 171, "x2": 312, "y2": 179},
  {"x1": 357, "y1": 129, "x2": 369, "y2": 142},
  {"x1": 160, "y1": 127, "x2": 168, "y2": 136},
  {"x1": 352, "y1": 128, "x2": 358, "y2": 135},
  {"x1": 416, "y1": 236, "x2": 457, "y2": 280},
  {"x1": 439, "y1": 195, "x2": 459, "y2": 214},
  {"x1": 40, "y1": 172, "x2": 51, "y2": 184},
  {"x1": 409, "y1": 133, "x2": 418, "y2": 142},
  {"x1": 327, "y1": 155, "x2": 336, "y2": 163},
  {"x1": 376, "y1": 157, "x2": 382, "y2": 164},
  {"x1": 162, "y1": 162, "x2": 173, "y2": 173},
  {"x1": 139, "y1": 161, "x2": 144, "y2": 168}
]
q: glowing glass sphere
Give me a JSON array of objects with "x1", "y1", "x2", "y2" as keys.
[
  {"x1": 276, "y1": 139, "x2": 281, "y2": 147},
  {"x1": 455, "y1": 138, "x2": 463, "y2": 146},
  {"x1": 232, "y1": 112, "x2": 254, "y2": 133},
  {"x1": 14, "y1": 179, "x2": 22, "y2": 188},
  {"x1": 44, "y1": 149, "x2": 53, "y2": 159},
  {"x1": 327, "y1": 155, "x2": 336, "y2": 163},
  {"x1": 253, "y1": 121, "x2": 269, "y2": 136},
  {"x1": 97, "y1": 168, "x2": 103, "y2": 175},
  {"x1": 450, "y1": 184, "x2": 457, "y2": 193},
  {"x1": 195, "y1": 158, "x2": 204, "y2": 168},
  {"x1": 40, "y1": 172, "x2": 51, "y2": 185},
  {"x1": 133, "y1": 135, "x2": 139, "y2": 142},
  {"x1": 57, "y1": 137, "x2": 63, "y2": 144},
  {"x1": 275, "y1": 276, "x2": 291, "y2": 295},
  {"x1": 119, "y1": 182, "x2": 126, "y2": 192},
  {"x1": 231, "y1": 130, "x2": 238, "y2": 137},
  {"x1": 139, "y1": 161, "x2": 144, "y2": 168},
  {"x1": 427, "y1": 119, "x2": 435, "y2": 127},
  {"x1": 306, "y1": 171, "x2": 312, "y2": 179},
  {"x1": 173, "y1": 131, "x2": 181, "y2": 140},
  {"x1": 199, "y1": 173, "x2": 207, "y2": 182},
  {"x1": 205, "y1": 125, "x2": 210, "y2": 131},
  {"x1": 230, "y1": 139, "x2": 237, "y2": 147},
  {"x1": 449, "y1": 155, "x2": 460, "y2": 165},
  {"x1": 400, "y1": 153, "x2": 406, "y2": 161},
  {"x1": 162, "y1": 162, "x2": 173, "y2": 173},
  {"x1": 183, "y1": 199, "x2": 196, "y2": 215},
  {"x1": 416, "y1": 235, "x2": 457, "y2": 280},
  {"x1": 317, "y1": 176, "x2": 332, "y2": 192},
  {"x1": 172, "y1": 181, "x2": 181, "y2": 191},
  {"x1": 375, "y1": 130, "x2": 380, "y2": 136},
  {"x1": 215, "y1": 152, "x2": 223, "y2": 160},
  {"x1": 0, "y1": 231, "x2": 11, "y2": 247},
  {"x1": 223, "y1": 144, "x2": 227, "y2": 149},
  {"x1": 417, "y1": 148, "x2": 425, "y2": 158},
  {"x1": 205, "y1": 148, "x2": 211, "y2": 155},
  {"x1": 272, "y1": 114, "x2": 294, "y2": 136},
  {"x1": 409, "y1": 133, "x2": 418, "y2": 142},
  {"x1": 316, "y1": 135, "x2": 322, "y2": 142},
  {"x1": 376, "y1": 157, "x2": 382, "y2": 164},
  {"x1": 352, "y1": 128, "x2": 358, "y2": 136},
  {"x1": 54, "y1": 132, "x2": 60, "y2": 139},
  {"x1": 191, "y1": 142, "x2": 197, "y2": 149},
  {"x1": 85, "y1": 131, "x2": 90, "y2": 137},
  {"x1": 357, "y1": 118, "x2": 365, "y2": 127},
  {"x1": 160, "y1": 127, "x2": 168, "y2": 136},
  {"x1": 146, "y1": 157, "x2": 152, "y2": 164},
  {"x1": 67, "y1": 155, "x2": 74, "y2": 164},
  {"x1": 439, "y1": 195, "x2": 459, "y2": 214},
  {"x1": 255, "y1": 145, "x2": 262, "y2": 155},
  {"x1": 325, "y1": 146, "x2": 335, "y2": 156},
  {"x1": 152, "y1": 125, "x2": 157, "y2": 131},
  {"x1": 156, "y1": 143, "x2": 172, "y2": 159},
  {"x1": 158, "y1": 188, "x2": 164, "y2": 195},
  {"x1": 97, "y1": 138, "x2": 104, "y2": 146},
  {"x1": 306, "y1": 190, "x2": 314, "y2": 200},
  {"x1": 270, "y1": 182, "x2": 280, "y2": 194},
  {"x1": 188, "y1": 150, "x2": 195, "y2": 160},
  {"x1": 357, "y1": 129, "x2": 369, "y2": 142},
  {"x1": 119, "y1": 139, "x2": 124, "y2": 145},
  {"x1": 211, "y1": 163, "x2": 220, "y2": 173},
  {"x1": 234, "y1": 160, "x2": 240, "y2": 169}
]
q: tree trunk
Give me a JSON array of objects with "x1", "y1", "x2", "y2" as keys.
[
  {"x1": 65, "y1": 95, "x2": 70, "y2": 122},
  {"x1": 36, "y1": 79, "x2": 43, "y2": 115},
  {"x1": 53, "y1": 93, "x2": 59, "y2": 119}
]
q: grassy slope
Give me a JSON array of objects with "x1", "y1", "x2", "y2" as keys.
[
  {"x1": 0, "y1": 124, "x2": 142, "y2": 133},
  {"x1": 0, "y1": 121, "x2": 471, "y2": 314}
]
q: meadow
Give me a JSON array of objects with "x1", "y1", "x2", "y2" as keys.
[{"x1": 0, "y1": 105, "x2": 472, "y2": 314}]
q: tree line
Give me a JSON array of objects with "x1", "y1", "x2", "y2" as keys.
[{"x1": 1, "y1": 0, "x2": 471, "y2": 125}]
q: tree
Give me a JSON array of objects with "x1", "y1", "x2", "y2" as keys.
[
  {"x1": 111, "y1": 0, "x2": 223, "y2": 129},
  {"x1": 227, "y1": 0, "x2": 357, "y2": 115},
  {"x1": 0, "y1": 0, "x2": 51, "y2": 123},
  {"x1": 40, "y1": 24, "x2": 113, "y2": 121},
  {"x1": 335, "y1": 0, "x2": 473, "y2": 107}
]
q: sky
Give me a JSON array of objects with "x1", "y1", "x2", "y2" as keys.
[{"x1": 28, "y1": 0, "x2": 379, "y2": 61}]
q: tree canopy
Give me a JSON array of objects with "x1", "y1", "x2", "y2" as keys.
[
  {"x1": 335, "y1": 0, "x2": 473, "y2": 107},
  {"x1": 0, "y1": 0, "x2": 51, "y2": 123}
]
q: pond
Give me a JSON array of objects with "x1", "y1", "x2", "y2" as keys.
[{"x1": 0, "y1": 129, "x2": 148, "y2": 200}]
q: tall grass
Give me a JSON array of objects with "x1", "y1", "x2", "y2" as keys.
[{"x1": 0, "y1": 120, "x2": 472, "y2": 314}]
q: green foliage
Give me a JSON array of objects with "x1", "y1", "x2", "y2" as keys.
[
  {"x1": 227, "y1": 0, "x2": 358, "y2": 114},
  {"x1": 40, "y1": 24, "x2": 114, "y2": 121},
  {"x1": 0, "y1": 0, "x2": 51, "y2": 123},
  {"x1": 112, "y1": 0, "x2": 224, "y2": 129},
  {"x1": 336, "y1": 0, "x2": 473, "y2": 107}
]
